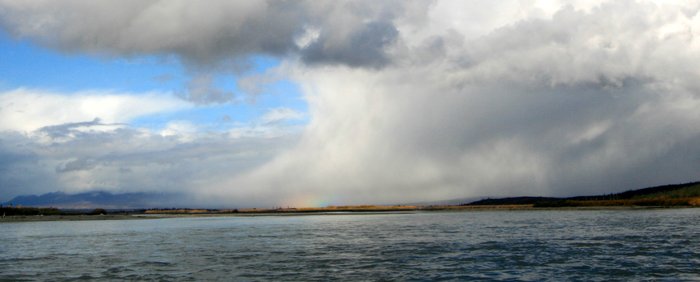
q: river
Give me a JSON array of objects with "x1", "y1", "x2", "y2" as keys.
[{"x1": 1, "y1": 209, "x2": 699, "y2": 280}]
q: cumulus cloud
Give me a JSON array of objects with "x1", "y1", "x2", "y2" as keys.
[{"x1": 2, "y1": 0, "x2": 700, "y2": 207}]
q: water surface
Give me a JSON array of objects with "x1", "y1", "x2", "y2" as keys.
[{"x1": 1, "y1": 209, "x2": 699, "y2": 281}]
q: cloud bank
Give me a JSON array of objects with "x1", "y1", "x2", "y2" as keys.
[
  {"x1": 0, "y1": 89, "x2": 300, "y2": 203},
  {"x1": 1, "y1": 0, "x2": 700, "y2": 206}
]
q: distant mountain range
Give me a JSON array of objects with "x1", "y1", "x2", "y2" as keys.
[{"x1": 2, "y1": 191, "x2": 184, "y2": 209}]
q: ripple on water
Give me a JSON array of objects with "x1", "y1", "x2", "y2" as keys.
[{"x1": 1, "y1": 209, "x2": 699, "y2": 280}]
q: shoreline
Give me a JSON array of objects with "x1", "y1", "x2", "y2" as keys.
[{"x1": 1, "y1": 205, "x2": 696, "y2": 223}]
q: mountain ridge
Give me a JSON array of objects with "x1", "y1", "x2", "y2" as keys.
[
  {"x1": 2, "y1": 191, "x2": 184, "y2": 209},
  {"x1": 467, "y1": 181, "x2": 700, "y2": 207}
]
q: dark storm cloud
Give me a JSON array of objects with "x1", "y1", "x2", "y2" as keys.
[
  {"x1": 207, "y1": 1, "x2": 700, "y2": 206},
  {"x1": 301, "y1": 20, "x2": 399, "y2": 68}
]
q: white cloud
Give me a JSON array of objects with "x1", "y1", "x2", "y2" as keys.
[
  {"x1": 260, "y1": 107, "x2": 304, "y2": 124},
  {"x1": 160, "y1": 120, "x2": 198, "y2": 140},
  {"x1": 0, "y1": 88, "x2": 190, "y2": 132}
]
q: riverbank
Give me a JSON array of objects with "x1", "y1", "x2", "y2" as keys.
[
  {"x1": 0, "y1": 214, "x2": 163, "y2": 222},
  {"x1": 2, "y1": 204, "x2": 696, "y2": 223}
]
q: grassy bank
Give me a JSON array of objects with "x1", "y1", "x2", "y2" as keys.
[
  {"x1": 0, "y1": 206, "x2": 113, "y2": 216},
  {"x1": 469, "y1": 182, "x2": 700, "y2": 208}
]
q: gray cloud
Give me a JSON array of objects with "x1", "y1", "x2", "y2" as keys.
[
  {"x1": 0, "y1": 122, "x2": 301, "y2": 205},
  {"x1": 38, "y1": 118, "x2": 124, "y2": 139},
  {"x1": 55, "y1": 158, "x2": 97, "y2": 173},
  {"x1": 0, "y1": 132, "x2": 55, "y2": 198},
  {"x1": 301, "y1": 20, "x2": 399, "y2": 68},
  {"x1": 203, "y1": 1, "x2": 700, "y2": 206},
  {"x1": 178, "y1": 74, "x2": 235, "y2": 104},
  {"x1": 0, "y1": 0, "x2": 406, "y2": 69}
]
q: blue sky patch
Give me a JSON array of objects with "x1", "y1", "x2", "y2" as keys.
[{"x1": 0, "y1": 31, "x2": 308, "y2": 130}]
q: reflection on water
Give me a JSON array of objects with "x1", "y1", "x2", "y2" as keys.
[{"x1": 1, "y1": 209, "x2": 699, "y2": 280}]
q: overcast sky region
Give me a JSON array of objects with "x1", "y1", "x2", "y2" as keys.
[{"x1": 1, "y1": 0, "x2": 700, "y2": 207}]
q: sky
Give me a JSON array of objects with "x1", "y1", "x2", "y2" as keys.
[{"x1": 1, "y1": 0, "x2": 700, "y2": 208}]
